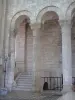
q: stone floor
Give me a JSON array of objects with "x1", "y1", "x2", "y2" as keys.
[
  {"x1": 58, "y1": 92, "x2": 75, "y2": 100},
  {"x1": 0, "y1": 90, "x2": 62, "y2": 100}
]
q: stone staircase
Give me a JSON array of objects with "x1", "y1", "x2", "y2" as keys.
[{"x1": 12, "y1": 72, "x2": 34, "y2": 91}]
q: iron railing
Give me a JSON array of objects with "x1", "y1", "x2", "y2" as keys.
[
  {"x1": 42, "y1": 77, "x2": 63, "y2": 91},
  {"x1": 42, "y1": 77, "x2": 75, "y2": 91},
  {"x1": 72, "y1": 77, "x2": 75, "y2": 84}
]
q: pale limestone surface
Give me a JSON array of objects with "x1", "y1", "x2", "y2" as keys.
[
  {"x1": 0, "y1": 91, "x2": 62, "y2": 100},
  {"x1": 1, "y1": 0, "x2": 75, "y2": 91},
  {"x1": 58, "y1": 92, "x2": 75, "y2": 100}
]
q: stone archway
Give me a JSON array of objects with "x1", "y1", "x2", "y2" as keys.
[
  {"x1": 10, "y1": 10, "x2": 32, "y2": 32},
  {"x1": 66, "y1": 2, "x2": 75, "y2": 20},
  {"x1": 36, "y1": 6, "x2": 64, "y2": 23},
  {"x1": 6, "y1": 10, "x2": 33, "y2": 90},
  {"x1": 13, "y1": 15, "x2": 30, "y2": 78},
  {"x1": 35, "y1": 7, "x2": 62, "y2": 91},
  {"x1": 40, "y1": 11, "x2": 62, "y2": 77}
]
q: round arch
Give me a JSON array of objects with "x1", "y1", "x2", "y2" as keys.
[
  {"x1": 7, "y1": 10, "x2": 32, "y2": 90},
  {"x1": 36, "y1": 6, "x2": 64, "y2": 23},
  {"x1": 10, "y1": 10, "x2": 32, "y2": 33},
  {"x1": 66, "y1": 2, "x2": 75, "y2": 20}
]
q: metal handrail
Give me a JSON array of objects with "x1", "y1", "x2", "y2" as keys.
[
  {"x1": 41, "y1": 77, "x2": 63, "y2": 91},
  {"x1": 42, "y1": 76, "x2": 75, "y2": 91}
]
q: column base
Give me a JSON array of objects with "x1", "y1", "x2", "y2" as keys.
[
  {"x1": 32, "y1": 80, "x2": 36, "y2": 92},
  {"x1": 62, "y1": 85, "x2": 72, "y2": 93}
]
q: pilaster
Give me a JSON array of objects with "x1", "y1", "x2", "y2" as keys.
[
  {"x1": 60, "y1": 20, "x2": 72, "y2": 92},
  {"x1": 31, "y1": 23, "x2": 41, "y2": 91}
]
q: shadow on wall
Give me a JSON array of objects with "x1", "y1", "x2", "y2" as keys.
[{"x1": 43, "y1": 82, "x2": 48, "y2": 90}]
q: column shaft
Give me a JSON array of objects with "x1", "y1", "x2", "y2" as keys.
[
  {"x1": 31, "y1": 24, "x2": 41, "y2": 91},
  {"x1": 1, "y1": 0, "x2": 8, "y2": 88},
  {"x1": 61, "y1": 21, "x2": 72, "y2": 92}
]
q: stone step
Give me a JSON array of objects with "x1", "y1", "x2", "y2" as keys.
[
  {"x1": 16, "y1": 84, "x2": 32, "y2": 87},
  {"x1": 17, "y1": 78, "x2": 33, "y2": 81},
  {"x1": 20, "y1": 72, "x2": 32, "y2": 74},
  {"x1": 17, "y1": 84, "x2": 33, "y2": 87},
  {"x1": 19, "y1": 75, "x2": 32, "y2": 78},
  {"x1": 15, "y1": 86, "x2": 32, "y2": 90},
  {"x1": 20, "y1": 73, "x2": 32, "y2": 76},
  {"x1": 12, "y1": 87, "x2": 32, "y2": 91},
  {"x1": 16, "y1": 82, "x2": 33, "y2": 85},
  {"x1": 17, "y1": 81, "x2": 33, "y2": 84},
  {"x1": 12, "y1": 85, "x2": 32, "y2": 89},
  {"x1": 18, "y1": 77, "x2": 32, "y2": 80},
  {"x1": 16, "y1": 81, "x2": 33, "y2": 84},
  {"x1": 17, "y1": 79, "x2": 33, "y2": 82},
  {"x1": 13, "y1": 73, "x2": 33, "y2": 91}
]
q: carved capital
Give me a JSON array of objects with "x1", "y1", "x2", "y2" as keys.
[
  {"x1": 30, "y1": 23, "x2": 41, "y2": 30},
  {"x1": 30, "y1": 23, "x2": 41, "y2": 36},
  {"x1": 59, "y1": 20, "x2": 71, "y2": 28}
]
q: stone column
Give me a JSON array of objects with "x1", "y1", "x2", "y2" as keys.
[
  {"x1": 4, "y1": 32, "x2": 15, "y2": 91},
  {"x1": 1, "y1": 0, "x2": 8, "y2": 88},
  {"x1": 31, "y1": 23, "x2": 41, "y2": 91},
  {"x1": 61, "y1": 20, "x2": 72, "y2": 92}
]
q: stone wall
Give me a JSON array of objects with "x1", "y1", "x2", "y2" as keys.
[
  {"x1": 26, "y1": 30, "x2": 33, "y2": 75},
  {"x1": 5, "y1": 0, "x2": 75, "y2": 78},
  {"x1": 14, "y1": 19, "x2": 33, "y2": 76},
  {"x1": 40, "y1": 21, "x2": 62, "y2": 77},
  {"x1": 1, "y1": 0, "x2": 75, "y2": 90},
  {"x1": 0, "y1": 0, "x2": 4, "y2": 87},
  {"x1": 14, "y1": 27, "x2": 25, "y2": 76}
]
